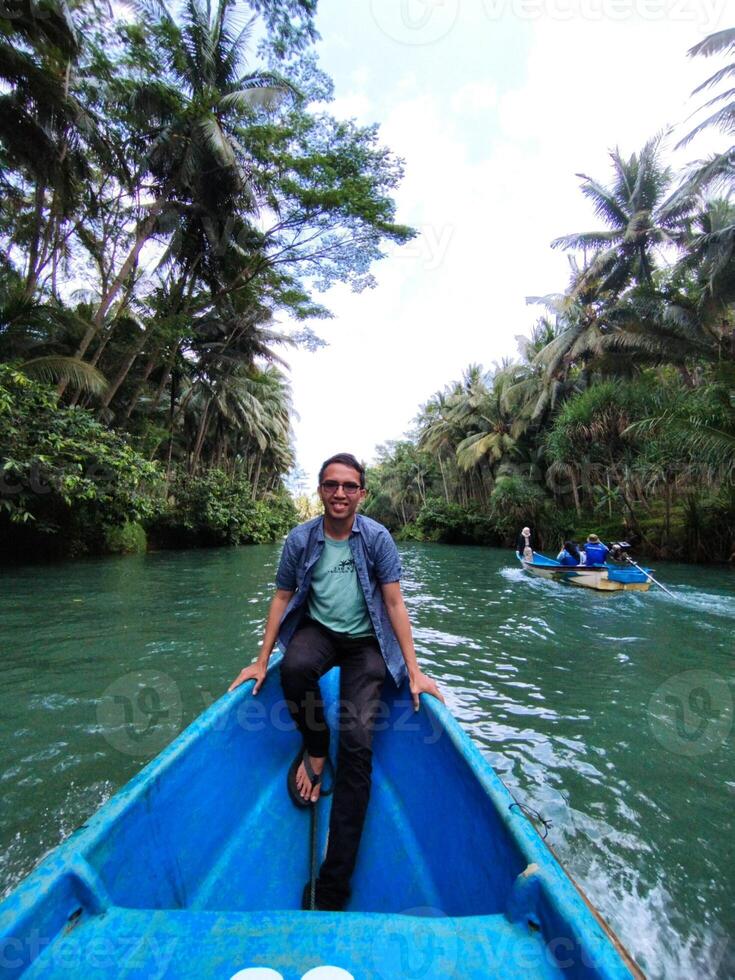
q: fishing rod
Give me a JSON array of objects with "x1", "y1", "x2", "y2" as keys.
[{"x1": 622, "y1": 552, "x2": 678, "y2": 600}]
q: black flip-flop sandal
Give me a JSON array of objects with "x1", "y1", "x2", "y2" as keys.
[{"x1": 287, "y1": 748, "x2": 334, "y2": 809}]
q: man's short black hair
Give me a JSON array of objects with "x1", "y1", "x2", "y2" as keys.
[{"x1": 319, "y1": 453, "x2": 366, "y2": 488}]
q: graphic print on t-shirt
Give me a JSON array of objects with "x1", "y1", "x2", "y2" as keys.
[
  {"x1": 329, "y1": 557, "x2": 355, "y2": 574},
  {"x1": 307, "y1": 538, "x2": 373, "y2": 636}
]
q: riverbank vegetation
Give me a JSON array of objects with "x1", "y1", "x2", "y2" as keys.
[
  {"x1": 364, "y1": 29, "x2": 735, "y2": 563},
  {"x1": 2, "y1": 7, "x2": 733, "y2": 563},
  {"x1": 0, "y1": 0, "x2": 412, "y2": 558}
]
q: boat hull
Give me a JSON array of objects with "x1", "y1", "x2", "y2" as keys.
[
  {"x1": 517, "y1": 554, "x2": 651, "y2": 592},
  {"x1": 0, "y1": 661, "x2": 639, "y2": 979}
]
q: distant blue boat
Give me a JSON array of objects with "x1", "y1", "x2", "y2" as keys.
[
  {"x1": 517, "y1": 552, "x2": 652, "y2": 592},
  {"x1": 0, "y1": 662, "x2": 641, "y2": 978}
]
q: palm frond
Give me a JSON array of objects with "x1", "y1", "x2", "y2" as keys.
[
  {"x1": 456, "y1": 431, "x2": 502, "y2": 469},
  {"x1": 576, "y1": 173, "x2": 629, "y2": 228},
  {"x1": 195, "y1": 115, "x2": 236, "y2": 168},
  {"x1": 688, "y1": 28, "x2": 735, "y2": 60},
  {"x1": 551, "y1": 231, "x2": 618, "y2": 251},
  {"x1": 218, "y1": 84, "x2": 286, "y2": 114},
  {"x1": 691, "y1": 62, "x2": 735, "y2": 96},
  {"x1": 218, "y1": 13, "x2": 257, "y2": 84},
  {"x1": 679, "y1": 103, "x2": 735, "y2": 146},
  {"x1": 21, "y1": 357, "x2": 108, "y2": 394}
]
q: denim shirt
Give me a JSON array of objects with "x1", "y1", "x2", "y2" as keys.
[{"x1": 275, "y1": 514, "x2": 406, "y2": 686}]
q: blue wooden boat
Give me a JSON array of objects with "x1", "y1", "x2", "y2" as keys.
[
  {"x1": 517, "y1": 552, "x2": 652, "y2": 592},
  {"x1": 0, "y1": 661, "x2": 641, "y2": 979}
]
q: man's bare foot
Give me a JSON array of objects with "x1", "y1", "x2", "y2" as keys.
[{"x1": 296, "y1": 754, "x2": 325, "y2": 803}]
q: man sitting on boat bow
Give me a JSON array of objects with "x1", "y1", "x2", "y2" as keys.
[{"x1": 229, "y1": 452, "x2": 443, "y2": 911}]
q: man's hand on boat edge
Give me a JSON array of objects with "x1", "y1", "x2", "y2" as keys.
[
  {"x1": 409, "y1": 670, "x2": 445, "y2": 712},
  {"x1": 227, "y1": 661, "x2": 445, "y2": 712},
  {"x1": 228, "y1": 660, "x2": 267, "y2": 694}
]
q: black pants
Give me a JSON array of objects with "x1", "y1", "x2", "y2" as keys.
[{"x1": 280, "y1": 619, "x2": 387, "y2": 910}]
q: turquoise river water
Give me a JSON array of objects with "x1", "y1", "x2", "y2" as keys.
[{"x1": 1, "y1": 544, "x2": 733, "y2": 977}]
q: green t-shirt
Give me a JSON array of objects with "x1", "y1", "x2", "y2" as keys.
[{"x1": 307, "y1": 536, "x2": 374, "y2": 636}]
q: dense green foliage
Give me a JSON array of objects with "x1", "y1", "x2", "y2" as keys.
[
  {"x1": 0, "y1": 0, "x2": 412, "y2": 557},
  {"x1": 0, "y1": 364, "x2": 296, "y2": 556},
  {"x1": 365, "y1": 30, "x2": 735, "y2": 563},
  {"x1": 0, "y1": 365, "x2": 160, "y2": 554},
  {"x1": 156, "y1": 469, "x2": 296, "y2": 547}
]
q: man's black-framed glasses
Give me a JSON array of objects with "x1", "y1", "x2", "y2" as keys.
[{"x1": 320, "y1": 480, "x2": 363, "y2": 496}]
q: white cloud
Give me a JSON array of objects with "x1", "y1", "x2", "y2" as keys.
[
  {"x1": 451, "y1": 80, "x2": 499, "y2": 114},
  {"x1": 350, "y1": 66, "x2": 371, "y2": 88}
]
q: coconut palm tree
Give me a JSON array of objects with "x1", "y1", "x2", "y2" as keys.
[
  {"x1": 183, "y1": 360, "x2": 293, "y2": 482},
  {"x1": 673, "y1": 198, "x2": 735, "y2": 333},
  {"x1": 448, "y1": 364, "x2": 525, "y2": 473},
  {"x1": 551, "y1": 135, "x2": 695, "y2": 295},
  {"x1": 527, "y1": 259, "x2": 624, "y2": 380},
  {"x1": 67, "y1": 0, "x2": 290, "y2": 371},
  {"x1": 499, "y1": 317, "x2": 573, "y2": 423},
  {"x1": 676, "y1": 27, "x2": 735, "y2": 196},
  {"x1": 0, "y1": 275, "x2": 107, "y2": 394},
  {"x1": 0, "y1": 0, "x2": 99, "y2": 299},
  {"x1": 628, "y1": 364, "x2": 735, "y2": 478}
]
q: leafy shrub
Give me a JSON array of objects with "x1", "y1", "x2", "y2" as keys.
[
  {"x1": 416, "y1": 497, "x2": 497, "y2": 545},
  {"x1": 152, "y1": 468, "x2": 297, "y2": 547},
  {"x1": 104, "y1": 521, "x2": 147, "y2": 554},
  {"x1": 394, "y1": 521, "x2": 424, "y2": 542},
  {"x1": 489, "y1": 475, "x2": 546, "y2": 537},
  {"x1": 0, "y1": 365, "x2": 163, "y2": 557},
  {"x1": 680, "y1": 490, "x2": 735, "y2": 562}
]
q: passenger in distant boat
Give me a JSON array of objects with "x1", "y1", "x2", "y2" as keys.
[
  {"x1": 609, "y1": 543, "x2": 626, "y2": 563},
  {"x1": 516, "y1": 526, "x2": 534, "y2": 561},
  {"x1": 583, "y1": 533, "x2": 609, "y2": 566},
  {"x1": 557, "y1": 540, "x2": 581, "y2": 566}
]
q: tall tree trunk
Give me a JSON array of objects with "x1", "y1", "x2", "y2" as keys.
[
  {"x1": 51, "y1": 237, "x2": 59, "y2": 297},
  {"x1": 123, "y1": 351, "x2": 159, "y2": 421},
  {"x1": 190, "y1": 400, "x2": 211, "y2": 474},
  {"x1": 99, "y1": 325, "x2": 151, "y2": 411},
  {"x1": 571, "y1": 476, "x2": 582, "y2": 518},
  {"x1": 252, "y1": 456, "x2": 262, "y2": 499},
  {"x1": 91, "y1": 203, "x2": 164, "y2": 334},
  {"x1": 59, "y1": 201, "x2": 165, "y2": 397},
  {"x1": 165, "y1": 370, "x2": 179, "y2": 480},
  {"x1": 24, "y1": 182, "x2": 46, "y2": 298},
  {"x1": 68, "y1": 305, "x2": 131, "y2": 408},
  {"x1": 150, "y1": 344, "x2": 179, "y2": 415},
  {"x1": 438, "y1": 455, "x2": 449, "y2": 503},
  {"x1": 416, "y1": 470, "x2": 426, "y2": 505}
]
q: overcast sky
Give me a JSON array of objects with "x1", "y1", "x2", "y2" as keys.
[{"x1": 284, "y1": 0, "x2": 729, "y2": 487}]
